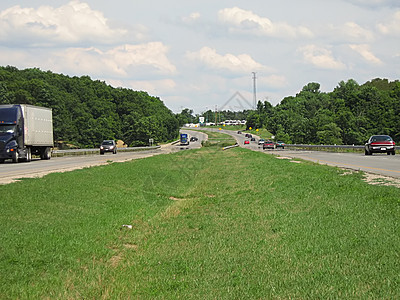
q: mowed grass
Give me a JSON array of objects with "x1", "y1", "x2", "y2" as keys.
[{"x1": 0, "y1": 145, "x2": 399, "y2": 299}]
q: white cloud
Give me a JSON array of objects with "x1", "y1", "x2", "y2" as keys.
[
  {"x1": 218, "y1": 7, "x2": 313, "y2": 39},
  {"x1": 329, "y1": 22, "x2": 375, "y2": 42},
  {"x1": 60, "y1": 43, "x2": 176, "y2": 77},
  {"x1": 125, "y1": 79, "x2": 177, "y2": 95},
  {"x1": 186, "y1": 47, "x2": 270, "y2": 75},
  {"x1": 377, "y1": 11, "x2": 400, "y2": 36},
  {"x1": 0, "y1": 42, "x2": 176, "y2": 78},
  {"x1": 349, "y1": 44, "x2": 383, "y2": 65},
  {"x1": 182, "y1": 12, "x2": 201, "y2": 24},
  {"x1": 107, "y1": 43, "x2": 177, "y2": 75},
  {"x1": 0, "y1": 1, "x2": 397, "y2": 113},
  {"x1": 0, "y1": 0, "x2": 131, "y2": 46},
  {"x1": 298, "y1": 45, "x2": 346, "y2": 70},
  {"x1": 260, "y1": 75, "x2": 288, "y2": 89}
]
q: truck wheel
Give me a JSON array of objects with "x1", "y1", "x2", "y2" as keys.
[
  {"x1": 41, "y1": 147, "x2": 52, "y2": 160},
  {"x1": 25, "y1": 148, "x2": 32, "y2": 162},
  {"x1": 45, "y1": 147, "x2": 51, "y2": 160},
  {"x1": 12, "y1": 151, "x2": 19, "y2": 163}
]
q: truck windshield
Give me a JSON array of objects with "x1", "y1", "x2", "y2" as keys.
[{"x1": 0, "y1": 124, "x2": 16, "y2": 134}]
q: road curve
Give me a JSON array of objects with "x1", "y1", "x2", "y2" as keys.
[
  {"x1": 2, "y1": 128, "x2": 400, "y2": 184},
  {"x1": 201, "y1": 128, "x2": 400, "y2": 179}
]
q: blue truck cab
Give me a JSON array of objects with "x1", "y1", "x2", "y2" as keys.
[
  {"x1": 0, "y1": 104, "x2": 53, "y2": 163},
  {"x1": 180, "y1": 133, "x2": 189, "y2": 146}
]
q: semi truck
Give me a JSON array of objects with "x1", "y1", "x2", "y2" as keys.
[
  {"x1": 180, "y1": 133, "x2": 189, "y2": 146},
  {"x1": 0, "y1": 104, "x2": 53, "y2": 163}
]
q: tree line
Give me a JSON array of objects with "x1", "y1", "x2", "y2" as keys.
[
  {"x1": 245, "y1": 79, "x2": 400, "y2": 145},
  {"x1": 1, "y1": 66, "x2": 398, "y2": 147},
  {"x1": 0, "y1": 66, "x2": 180, "y2": 148}
]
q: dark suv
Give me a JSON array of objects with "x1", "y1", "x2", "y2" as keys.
[
  {"x1": 100, "y1": 140, "x2": 117, "y2": 155},
  {"x1": 365, "y1": 135, "x2": 395, "y2": 155}
]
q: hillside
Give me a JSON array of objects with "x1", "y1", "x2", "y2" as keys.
[
  {"x1": 0, "y1": 66, "x2": 179, "y2": 148},
  {"x1": 246, "y1": 79, "x2": 400, "y2": 145}
]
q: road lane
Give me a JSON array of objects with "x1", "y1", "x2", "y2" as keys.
[
  {"x1": 275, "y1": 150, "x2": 400, "y2": 178},
  {"x1": 208, "y1": 128, "x2": 400, "y2": 179},
  {"x1": 0, "y1": 130, "x2": 208, "y2": 185},
  {"x1": 0, "y1": 148, "x2": 164, "y2": 185},
  {"x1": 3, "y1": 127, "x2": 400, "y2": 184}
]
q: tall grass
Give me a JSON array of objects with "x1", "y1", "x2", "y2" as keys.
[{"x1": 0, "y1": 146, "x2": 399, "y2": 299}]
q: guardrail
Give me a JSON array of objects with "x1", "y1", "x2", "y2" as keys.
[
  {"x1": 284, "y1": 144, "x2": 400, "y2": 151},
  {"x1": 222, "y1": 143, "x2": 239, "y2": 150},
  {"x1": 52, "y1": 146, "x2": 161, "y2": 157}
]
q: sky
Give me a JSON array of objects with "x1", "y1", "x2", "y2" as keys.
[{"x1": 0, "y1": 0, "x2": 399, "y2": 114}]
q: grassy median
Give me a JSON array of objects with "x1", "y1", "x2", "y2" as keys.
[{"x1": 0, "y1": 143, "x2": 399, "y2": 299}]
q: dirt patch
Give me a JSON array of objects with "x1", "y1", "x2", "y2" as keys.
[
  {"x1": 275, "y1": 156, "x2": 302, "y2": 163},
  {"x1": 109, "y1": 253, "x2": 123, "y2": 268},
  {"x1": 339, "y1": 168, "x2": 400, "y2": 188},
  {"x1": 169, "y1": 196, "x2": 186, "y2": 201},
  {"x1": 362, "y1": 173, "x2": 400, "y2": 188},
  {"x1": 124, "y1": 243, "x2": 138, "y2": 250}
]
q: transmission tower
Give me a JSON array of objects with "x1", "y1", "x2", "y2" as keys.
[{"x1": 252, "y1": 72, "x2": 257, "y2": 110}]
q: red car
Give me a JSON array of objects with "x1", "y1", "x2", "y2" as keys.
[
  {"x1": 365, "y1": 135, "x2": 395, "y2": 155},
  {"x1": 244, "y1": 140, "x2": 250, "y2": 145},
  {"x1": 263, "y1": 140, "x2": 275, "y2": 149}
]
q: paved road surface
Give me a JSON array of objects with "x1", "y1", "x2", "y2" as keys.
[
  {"x1": 220, "y1": 129, "x2": 400, "y2": 179},
  {"x1": 0, "y1": 130, "x2": 207, "y2": 185},
  {"x1": 2, "y1": 128, "x2": 399, "y2": 184}
]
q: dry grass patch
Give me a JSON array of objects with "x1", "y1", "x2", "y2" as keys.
[{"x1": 363, "y1": 173, "x2": 400, "y2": 188}]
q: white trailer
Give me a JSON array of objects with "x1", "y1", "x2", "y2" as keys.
[{"x1": 0, "y1": 104, "x2": 53, "y2": 163}]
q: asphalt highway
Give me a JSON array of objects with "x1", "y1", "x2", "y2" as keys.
[
  {"x1": 219, "y1": 128, "x2": 400, "y2": 179},
  {"x1": 1, "y1": 128, "x2": 400, "y2": 184},
  {"x1": 0, "y1": 130, "x2": 207, "y2": 185}
]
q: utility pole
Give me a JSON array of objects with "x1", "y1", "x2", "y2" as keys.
[
  {"x1": 215, "y1": 105, "x2": 218, "y2": 125},
  {"x1": 252, "y1": 72, "x2": 257, "y2": 110}
]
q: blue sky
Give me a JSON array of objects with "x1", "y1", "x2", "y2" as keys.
[{"x1": 0, "y1": 0, "x2": 399, "y2": 113}]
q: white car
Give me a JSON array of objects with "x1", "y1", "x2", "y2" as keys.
[{"x1": 258, "y1": 139, "x2": 265, "y2": 145}]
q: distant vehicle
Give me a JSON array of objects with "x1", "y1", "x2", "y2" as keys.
[
  {"x1": 0, "y1": 104, "x2": 53, "y2": 163},
  {"x1": 263, "y1": 140, "x2": 276, "y2": 150},
  {"x1": 365, "y1": 135, "x2": 395, "y2": 155},
  {"x1": 250, "y1": 137, "x2": 256, "y2": 142},
  {"x1": 276, "y1": 141, "x2": 285, "y2": 149},
  {"x1": 180, "y1": 133, "x2": 189, "y2": 146},
  {"x1": 244, "y1": 140, "x2": 250, "y2": 145},
  {"x1": 100, "y1": 140, "x2": 117, "y2": 155},
  {"x1": 190, "y1": 137, "x2": 198, "y2": 142},
  {"x1": 258, "y1": 139, "x2": 265, "y2": 145},
  {"x1": 237, "y1": 131, "x2": 242, "y2": 134}
]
